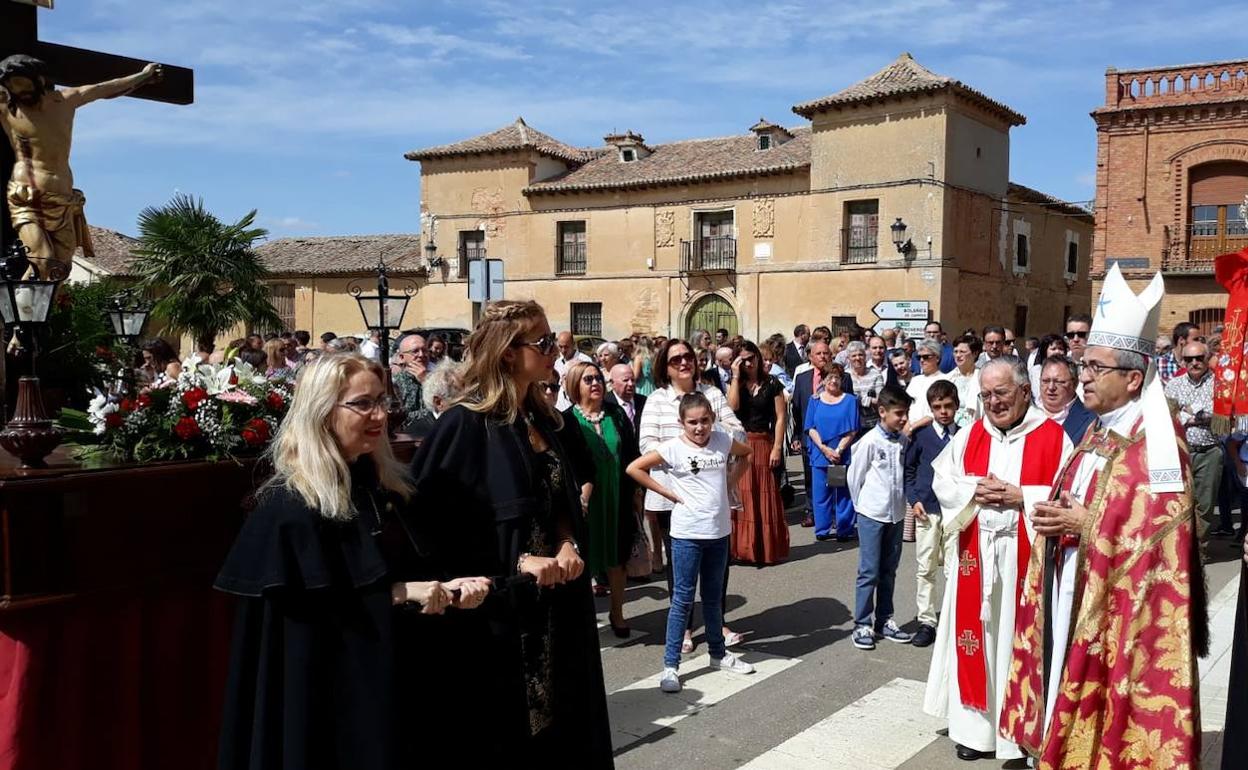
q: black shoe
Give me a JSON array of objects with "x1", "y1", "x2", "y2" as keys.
[
  {"x1": 815, "y1": 533, "x2": 834, "y2": 542},
  {"x1": 1211, "y1": 527, "x2": 1236, "y2": 538},
  {"x1": 912, "y1": 624, "x2": 937, "y2": 648},
  {"x1": 610, "y1": 622, "x2": 631, "y2": 639},
  {"x1": 955, "y1": 744, "x2": 986, "y2": 761},
  {"x1": 801, "y1": 514, "x2": 815, "y2": 528}
]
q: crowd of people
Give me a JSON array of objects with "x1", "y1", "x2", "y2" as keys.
[{"x1": 207, "y1": 280, "x2": 1237, "y2": 769}]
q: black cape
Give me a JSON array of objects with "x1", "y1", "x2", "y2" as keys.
[
  {"x1": 405, "y1": 404, "x2": 614, "y2": 768},
  {"x1": 1223, "y1": 562, "x2": 1247, "y2": 769},
  {"x1": 214, "y1": 464, "x2": 427, "y2": 770}
]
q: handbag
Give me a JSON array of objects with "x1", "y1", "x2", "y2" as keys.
[
  {"x1": 825, "y1": 465, "x2": 848, "y2": 487},
  {"x1": 625, "y1": 510, "x2": 653, "y2": 579}
]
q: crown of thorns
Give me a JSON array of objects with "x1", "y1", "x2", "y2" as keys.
[{"x1": 0, "y1": 55, "x2": 49, "y2": 86}]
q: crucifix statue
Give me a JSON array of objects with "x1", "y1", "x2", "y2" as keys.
[{"x1": 0, "y1": 0, "x2": 194, "y2": 276}]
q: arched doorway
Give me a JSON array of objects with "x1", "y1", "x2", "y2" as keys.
[{"x1": 685, "y1": 294, "x2": 738, "y2": 341}]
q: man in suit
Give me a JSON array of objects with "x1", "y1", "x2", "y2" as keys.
[
  {"x1": 606, "y1": 362, "x2": 646, "y2": 434},
  {"x1": 784, "y1": 324, "x2": 810, "y2": 377},
  {"x1": 1036, "y1": 355, "x2": 1095, "y2": 443}
]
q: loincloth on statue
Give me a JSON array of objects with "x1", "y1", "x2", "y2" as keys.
[{"x1": 6, "y1": 181, "x2": 94, "y2": 259}]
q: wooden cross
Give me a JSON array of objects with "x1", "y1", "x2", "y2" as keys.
[
  {"x1": 958, "y1": 550, "x2": 977, "y2": 577},
  {"x1": 957, "y1": 629, "x2": 980, "y2": 656},
  {"x1": 0, "y1": 0, "x2": 194, "y2": 246}
]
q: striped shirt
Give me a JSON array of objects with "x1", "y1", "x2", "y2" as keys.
[{"x1": 639, "y1": 383, "x2": 745, "y2": 512}]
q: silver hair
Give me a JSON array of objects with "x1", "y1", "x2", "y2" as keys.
[
  {"x1": 916, "y1": 338, "x2": 943, "y2": 357},
  {"x1": 845, "y1": 340, "x2": 866, "y2": 354},
  {"x1": 1110, "y1": 348, "x2": 1150, "y2": 374},
  {"x1": 981, "y1": 355, "x2": 1030, "y2": 387},
  {"x1": 422, "y1": 362, "x2": 463, "y2": 413},
  {"x1": 596, "y1": 341, "x2": 619, "y2": 358}
]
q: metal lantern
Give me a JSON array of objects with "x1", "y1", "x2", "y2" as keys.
[
  {"x1": 348, "y1": 254, "x2": 419, "y2": 433},
  {"x1": 890, "y1": 217, "x2": 912, "y2": 254},
  {"x1": 106, "y1": 288, "x2": 151, "y2": 342},
  {"x1": 0, "y1": 240, "x2": 69, "y2": 469}
]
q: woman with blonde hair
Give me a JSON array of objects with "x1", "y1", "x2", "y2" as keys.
[
  {"x1": 215, "y1": 354, "x2": 490, "y2": 770},
  {"x1": 263, "y1": 337, "x2": 293, "y2": 380},
  {"x1": 405, "y1": 300, "x2": 612, "y2": 766},
  {"x1": 631, "y1": 336, "x2": 656, "y2": 396}
]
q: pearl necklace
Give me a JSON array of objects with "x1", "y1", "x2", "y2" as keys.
[{"x1": 574, "y1": 404, "x2": 606, "y2": 425}]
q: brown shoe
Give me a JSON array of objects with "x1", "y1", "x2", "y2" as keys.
[{"x1": 801, "y1": 514, "x2": 815, "y2": 528}]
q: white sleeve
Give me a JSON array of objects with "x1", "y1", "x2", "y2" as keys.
[
  {"x1": 846, "y1": 433, "x2": 871, "y2": 505},
  {"x1": 639, "y1": 396, "x2": 662, "y2": 454},
  {"x1": 655, "y1": 438, "x2": 678, "y2": 469},
  {"x1": 932, "y1": 430, "x2": 979, "y2": 535}
]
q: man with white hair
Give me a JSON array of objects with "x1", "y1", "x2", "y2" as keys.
[
  {"x1": 709, "y1": 346, "x2": 734, "y2": 393},
  {"x1": 606, "y1": 362, "x2": 646, "y2": 433},
  {"x1": 407, "y1": 362, "x2": 462, "y2": 436},
  {"x1": 924, "y1": 356, "x2": 1071, "y2": 762}
]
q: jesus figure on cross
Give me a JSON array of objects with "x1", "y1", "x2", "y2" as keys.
[{"x1": 0, "y1": 54, "x2": 162, "y2": 277}]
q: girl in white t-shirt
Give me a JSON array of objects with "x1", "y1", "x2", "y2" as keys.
[{"x1": 627, "y1": 392, "x2": 755, "y2": 693}]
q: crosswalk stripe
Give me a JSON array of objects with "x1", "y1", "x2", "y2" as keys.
[
  {"x1": 608, "y1": 652, "x2": 802, "y2": 752},
  {"x1": 738, "y1": 678, "x2": 943, "y2": 769}
]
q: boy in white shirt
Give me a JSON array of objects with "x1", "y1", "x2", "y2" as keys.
[
  {"x1": 847, "y1": 385, "x2": 915, "y2": 650},
  {"x1": 628, "y1": 392, "x2": 755, "y2": 693}
]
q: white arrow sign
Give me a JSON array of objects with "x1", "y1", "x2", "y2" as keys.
[
  {"x1": 872, "y1": 300, "x2": 929, "y2": 321},
  {"x1": 872, "y1": 319, "x2": 928, "y2": 335}
]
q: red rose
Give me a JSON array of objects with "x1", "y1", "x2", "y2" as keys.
[
  {"x1": 136, "y1": 394, "x2": 152, "y2": 409},
  {"x1": 241, "y1": 418, "x2": 270, "y2": 446},
  {"x1": 181, "y1": 387, "x2": 208, "y2": 410},
  {"x1": 266, "y1": 392, "x2": 284, "y2": 410},
  {"x1": 119, "y1": 398, "x2": 135, "y2": 413},
  {"x1": 174, "y1": 417, "x2": 200, "y2": 440},
  {"x1": 104, "y1": 412, "x2": 124, "y2": 429},
  {"x1": 228, "y1": 373, "x2": 239, "y2": 386}
]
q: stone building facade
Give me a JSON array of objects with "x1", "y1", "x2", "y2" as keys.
[
  {"x1": 1092, "y1": 58, "x2": 1248, "y2": 336},
  {"x1": 405, "y1": 53, "x2": 1092, "y2": 342}
]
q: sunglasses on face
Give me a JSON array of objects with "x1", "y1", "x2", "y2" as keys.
[
  {"x1": 1065, "y1": 330, "x2": 1088, "y2": 340},
  {"x1": 513, "y1": 332, "x2": 557, "y2": 356},
  {"x1": 918, "y1": 353, "x2": 937, "y2": 361},
  {"x1": 540, "y1": 382, "x2": 560, "y2": 393},
  {"x1": 1181, "y1": 355, "x2": 1207, "y2": 363},
  {"x1": 581, "y1": 374, "x2": 605, "y2": 384},
  {"x1": 668, "y1": 352, "x2": 695, "y2": 366}
]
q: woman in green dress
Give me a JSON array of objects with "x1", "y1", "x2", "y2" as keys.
[{"x1": 563, "y1": 360, "x2": 640, "y2": 636}]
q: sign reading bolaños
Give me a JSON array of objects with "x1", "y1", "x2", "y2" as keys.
[{"x1": 872, "y1": 300, "x2": 930, "y2": 321}]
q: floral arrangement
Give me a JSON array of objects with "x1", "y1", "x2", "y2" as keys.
[{"x1": 86, "y1": 356, "x2": 292, "y2": 462}]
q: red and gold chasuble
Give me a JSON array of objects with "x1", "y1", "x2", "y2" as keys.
[
  {"x1": 999, "y1": 423, "x2": 1202, "y2": 769},
  {"x1": 956, "y1": 419, "x2": 1066, "y2": 712}
]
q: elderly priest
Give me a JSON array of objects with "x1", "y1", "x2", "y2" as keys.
[
  {"x1": 923, "y1": 355, "x2": 1072, "y2": 762},
  {"x1": 999, "y1": 264, "x2": 1208, "y2": 769}
]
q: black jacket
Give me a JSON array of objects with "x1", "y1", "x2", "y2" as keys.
[
  {"x1": 790, "y1": 368, "x2": 855, "y2": 440},
  {"x1": 605, "y1": 391, "x2": 647, "y2": 435},
  {"x1": 784, "y1": 341, "x2": 805, "y2": 376}
]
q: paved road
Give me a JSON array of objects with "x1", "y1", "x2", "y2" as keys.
[{"x1": 595, "y1": 466, "x2": 1242, "y2": 769}]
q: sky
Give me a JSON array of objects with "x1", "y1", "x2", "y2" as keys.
[{"x1": 31, "y1": 0, "x2": 1248, "y2": 241}]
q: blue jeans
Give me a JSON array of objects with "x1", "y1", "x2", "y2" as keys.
[
  {"x1": 665, "y1": 536, "x2": 730, "y2": 669},
  {"x1": 854, "y1": 516, "x2": 903, "y2": 628}
]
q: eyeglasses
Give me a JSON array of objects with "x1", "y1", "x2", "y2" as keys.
[
  {"x1": 1040, "y1": 378, "x2": 1073, "y2": 388},
  {"x1": 581, "y1": 374, "x2": 605, "y2": 384},
  {"x1": 512, "y1": 332, "x2": 557, "y2": 356},
  {"x1": 540, "y1": 382, "x2": 560, "y2": 393},
  {"x1": 917, "y1": 353, "x2": 938, "y2": 361},
  {"x1": 1181, "y1": 355, "x2": 1207, "y2": 363},
  {"x1": 1082, "y1": 360, "x2": 1136, "y2": 378},
  {"x1": 668, "y1": 352, "x2": 696, "y2": 366},
  {"x1": 338, "y1": 395, "x2": 397, "y2": 414},
  {"x1": 1065, "y1": 330, "x2": 1089, "y2": 340},
  {"x1": 979, "y1": 387, "x2": 1019, "y2": 405}
]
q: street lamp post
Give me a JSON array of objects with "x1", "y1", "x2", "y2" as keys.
[
  {"x1": 0, "y1": 240, "x2": 69, "y2": 468},
  {"x1": 105, "y1": 288, "x2": 152, "y2": 397},
  {"x1": 349, "y1": 254, "x2": 416, "y2": 432},
  {"x1": 890, "y1": 217, "x2": 913, "y2": 256}
]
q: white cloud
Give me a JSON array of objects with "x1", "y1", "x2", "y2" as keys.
[{"x1": 362, "y1": 22, "x2": 529, "y2": 61}]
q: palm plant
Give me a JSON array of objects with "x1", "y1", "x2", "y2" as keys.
[{"x1": 131, "y1": 194, "x2": 282, "y2": 354}]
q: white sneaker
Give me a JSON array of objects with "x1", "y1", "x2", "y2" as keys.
[
  {"x1": 659, "y1": 667, "x2": 682, "y2": 693},
  {"x1": 709, "y1": 652, "x2": 755, "y2": 674}
]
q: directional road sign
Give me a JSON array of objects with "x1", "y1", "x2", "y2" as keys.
[
  {"x1": 872, "y1": 318, "x2": 928, "y2": 335},
  {"x1": 872, "y1": 300, "x2": 930, "y2": 321}
]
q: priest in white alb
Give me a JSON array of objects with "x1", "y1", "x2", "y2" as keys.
[{"x1": 923, "y1": 356, "x2": 1072, "y2": 762}]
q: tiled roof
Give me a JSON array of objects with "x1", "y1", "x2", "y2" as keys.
[
  {"x1": 1006, "y1": 182, "x2": 1094, "y2": 222},
  {"x1": 793, "y1": 52, "x2": 1026, "y2": 126},
  {"x1": 76, "y1": 226, "x2": 139, "y2": 276},
  {"x1": 749, "y1": 118, "x2": 796, "y2": 139},
  {"x1": 405, "y1": 117, "x2": 588, "y2": 163},
  {"x1": 525, "y1": 128, "x2": 811, "y2": 194},
  {"x1": 255, "y1": 234, "x2": 424, "y2": 276}
]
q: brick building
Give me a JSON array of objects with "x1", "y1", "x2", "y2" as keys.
[{"x1": 1093, "y1": 59, "x2": 1248, "y2": 336}]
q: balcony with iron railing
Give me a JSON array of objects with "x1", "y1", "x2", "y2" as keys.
[
  {"x1": 556, "y1": 242, "x2": 587, "y2": 275},
  {"x1": 841, "y1": 226, "x2": 878, "y2": 265},
  {"x1": 680, "y1": 236, "x2": 736, "y2": 273},
  {"x1": 1161, "y1": 223, "x2": 1248, "y2": 273}
]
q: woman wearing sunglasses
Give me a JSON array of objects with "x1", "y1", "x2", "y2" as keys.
[
  {"x1": 639, "y1": 338, "x2": 746, "y2": 653},
  {"x1": 215, "y1": 353, "x2": 492, "y2": 770},
  {"x1": 564, "y1": 360, "x2": 641, "y2": 636},
  {"x1": 404, "y1": 300, "x2": 612, "y2": 766}
]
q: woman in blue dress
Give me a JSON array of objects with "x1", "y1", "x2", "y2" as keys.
[{"x1": 803, "y1": 362, "x2": 860, "y2": 541}]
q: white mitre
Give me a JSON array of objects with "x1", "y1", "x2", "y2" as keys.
[{"x1": 1087, "y1": 263, "x2": 1183, "y2": 493}]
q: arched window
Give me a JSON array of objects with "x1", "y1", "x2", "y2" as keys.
[
  {"x1": 685, "y1": 294, "x2": 738, "y2": 341},
  {"x1": 1188, "y1": 161, "x2": 1248, "y2": 264}
]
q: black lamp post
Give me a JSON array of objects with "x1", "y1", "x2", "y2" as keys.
[
  {"x1": 890, "y1": 217, "x2": 913, "y2": 255},
  {"x1": 0, "y1": 240, "x2": 69, "y2": 468},
  {"x1": 349, "y1": 255, "x2": 416, "y2": 431}
]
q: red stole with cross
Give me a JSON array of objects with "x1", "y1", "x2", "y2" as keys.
[{"x1": 955, "y1": 419, "x2": 1066, "y2": 712}]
